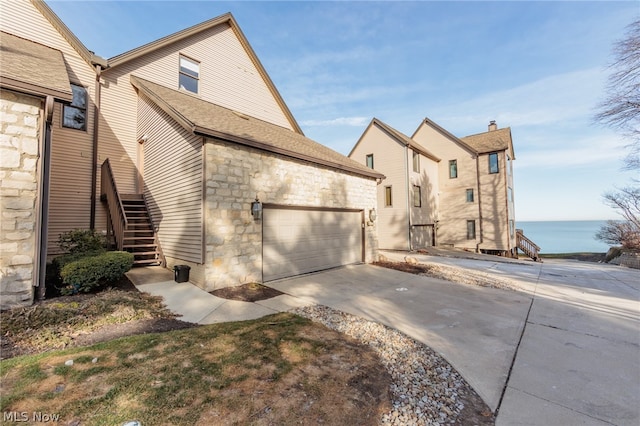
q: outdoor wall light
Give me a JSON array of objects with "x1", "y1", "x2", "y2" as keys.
[
  {"x1": 369, "y1": 208, "x2": 377, "y2": 222},
  {"x1": 251, "y1": 197, "x2": 263, "y2": 221}
]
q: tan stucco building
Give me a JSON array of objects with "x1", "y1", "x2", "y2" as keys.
[{"x1": 350, "y1": 117, "x2": 520, "y2": 257}]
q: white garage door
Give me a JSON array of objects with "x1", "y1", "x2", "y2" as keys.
[{"x1": 263, "y1": 207, "x2": 363, "y2": 281}]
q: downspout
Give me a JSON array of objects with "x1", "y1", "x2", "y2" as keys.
[
  {"x1": 405, "y1": 145, "x2": 412, "y2": 250},
  {"x1": 89, "y1": 64, "x2": 102, "y2": 230},
  {"x1": 475, "y1": 155, "x2": 483, "y2": 253},
  {"x1": 36, "y1": 96, "x2": 55, "y2": 301}
]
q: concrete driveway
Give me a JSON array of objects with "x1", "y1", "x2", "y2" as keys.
[{"x1": 265, "y1": 255, "x2": 640, "y2": 425}]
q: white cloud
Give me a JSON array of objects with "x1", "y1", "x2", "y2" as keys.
[
  {"x1": 437, "y1": 67, "x2": 608, "y2": 132},
  {"x1": 300, "y1": 117, "x2": 370, "y2": 127}
]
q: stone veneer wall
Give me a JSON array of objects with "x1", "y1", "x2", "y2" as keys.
[
  {"x1": 203, "y1": 138, "x2": 379, "y2": 291},
  {"x1": 0, "y1": 91, "x2": 42, "y2": 309}
]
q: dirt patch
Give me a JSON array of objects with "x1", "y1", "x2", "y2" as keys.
[
  {"x1": 374, "y1": 260, "x2": 519, "y2": 291},
  {"x1": 210, "y1": 282, "x2": 284, "y2": 302}
]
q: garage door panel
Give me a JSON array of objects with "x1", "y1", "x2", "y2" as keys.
[{"x1": 263, "y1": 208, "x2": 363, "y2": 281}]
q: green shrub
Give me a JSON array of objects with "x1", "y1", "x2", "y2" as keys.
[
  {"x1": 60, "y1": 251, "x2": 134, "y2": 295},
  {"x1": 58, "y1": 229, "x2": 106, "y2": 254}
]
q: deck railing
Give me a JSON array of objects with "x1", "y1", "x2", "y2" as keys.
[
  {"x1": 101, "y1": 159, "x2": 127, "y2": 251},
  {"x1": 516, "y1": 229, "x2": 541, "y2": 261}
]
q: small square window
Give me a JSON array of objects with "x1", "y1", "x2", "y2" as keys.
[
  {"x1": 179, "y1": 55, "x2": 199, "y2": 94},
  {"x1": 413, "y1": 185, "x2": 421, "y2": 207},
  {"x1": 466, "y1": 220, "x2": 476, "y2": 240},
  {"x1": 385, "y1": 186, "x2": 392, "y2": 207},
  {"x1": 412, "y1": 150, "x2": 420, "y2": 173},
  {"x1": 466, "y1": 189, "x2": 474, "y2": 202},
  {"x1": 366, "y1": 154, "x2": 374, "y2": 169},
  {"x1": 62, "y1": 84, "x2": 87, "y2": 130},
  {"x1": 489, "y1": 152, "x2": 499, "y2": 174},
  {"x1": 449, "y1": 160, "x2": 457, "y2": 178}
]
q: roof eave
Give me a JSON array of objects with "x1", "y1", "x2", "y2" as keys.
[
  {"x1": 31, "y1": 0, "x2": 106, "y2": 69},
  {"x1": 195, "y1": 125, "x2": 384, "y2": 180},
  {"x1": 413, "y1": 117, "x2": 478, "y2": 156},
  {"x1": 0, "y1": 76, "x2": 73, "y2": 102},
  {"x1": 107, "y1": 13, "x2": 233, "y2": 67}
]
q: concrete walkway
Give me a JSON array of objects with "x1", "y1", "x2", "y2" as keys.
[{"x1": 125, "y1": 266, "x2": 309, "y2": 324}]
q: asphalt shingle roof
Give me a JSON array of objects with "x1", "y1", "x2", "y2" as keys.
[
  {"x1": 0, "y1": 31, "x2": 72, "y2": 101},
  {"x1": 131, "y1": 76, "x2": 384, "y2": 179},
  {"x1": 461, "y1": 128, "x2": 513, "y2": 156}
]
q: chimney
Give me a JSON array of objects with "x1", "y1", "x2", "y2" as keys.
[{"x1": 488, "y1": 120, "x2": 497, "y2": 131}]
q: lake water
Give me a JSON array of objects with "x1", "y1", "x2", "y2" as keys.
[{"x1": 517, "y1": 220, "x2": 612, "y2": 254}]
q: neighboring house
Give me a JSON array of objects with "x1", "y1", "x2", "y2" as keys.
[
  {"x1": 349, "y1": 118, "x2": 441, "y2": 251},
  {"x1": 351, "y1": 116, "x2": 526, "y2": 258},
  {"x1": 1, "y1": 0, "x2": 383, "y2": 308}
]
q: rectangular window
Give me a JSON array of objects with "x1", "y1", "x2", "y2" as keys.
[
  {"x1": 489, "y1": 152, "x2": 499, "y2": 174},
  {"x1": 466, "y1": 189, "x2": 474, "y2": 202},
  {"x1": 385, "y1": 186, "x2": 392, "y2": 207},
  {"x1": 508, "y1": 187, "x2": 513, "y2": 202},
  {"x1": 179, "y1": 55, "x2": 199, "y2": 93},
  {"x1": 509, "y1": 220, "x2": 515, "y2": 237},
  {"x1": 62, "y1": 84, "x2": 87, "y2": 130},
  {"x1": 366, "y1": 154, "x2": 374, "y2": 169},
  {"x1": 412, "y1": 150, "x2": 420, "y2": 173},
  {"x1": 413, "y1": 185, "x2": 421, "y2": 207},
  {"x1": 449, "y1": 160, "x2": 457, "y2": 178},
  {"x1": 466, "y1": 220, "x2": 476, "y2": 240}
]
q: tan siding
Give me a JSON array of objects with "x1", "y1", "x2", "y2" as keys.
[
  {"x1": 137, "y1": 95, "x2": 203, "y2": 264},
  {"x1": 97, "y1": 22, "x2": 295, "y2": 234},
  {"x1": 413, "y1": 123, "x2": 479, "y2": 250},
  {"x1": 2, "y1": 0, "x2": 98, "y2": 256},
  {"x1": 478, "y1": 151, "x2": 511, "y2": 250},
  {"x1": 409, "y1": 152, "x2": 439, "y2": 228},
  {"x1": 350, "y1": 124, "x2": 409, "y2": 250}
]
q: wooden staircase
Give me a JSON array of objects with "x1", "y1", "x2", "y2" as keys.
[
  {"x1": 516, "y1": 229, "x2": 541, "y2": 262},
  {"x1": 101, "y1": 159, "x2": 164, "y2": 267},
  {"x1": 121, "y1": 194, "x2": 163, "y2": 266}
]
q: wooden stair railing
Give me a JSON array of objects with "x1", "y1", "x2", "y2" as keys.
[
  {"x1": 516, "y1": 229, "x2": 541, "y2": 262},
  {"x1": 100, "y1": 159, "x2": 127, "y2": 251},
  {"x1": 101, "y1": 160, "x2": 164, "y2": 266}
]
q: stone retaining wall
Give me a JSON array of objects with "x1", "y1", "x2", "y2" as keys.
[{"x1": 0, "y1": 90, "x2": 42, "y2": 309}]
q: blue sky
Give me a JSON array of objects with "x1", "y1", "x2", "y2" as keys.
[{"x1": 48, "y1": 0, "x2": 638, "y2": 221}]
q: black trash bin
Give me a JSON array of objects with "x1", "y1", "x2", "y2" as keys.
[{"x1": 174, "y1": 265, "x2": 191, "y2": 283}]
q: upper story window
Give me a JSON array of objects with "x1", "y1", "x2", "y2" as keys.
[
  {"x1": 449, "y1": 160, "x2": 457, "y2": 178},
  {"x1": 506, "y1": 154, "x2": 512, "y2": 176},
  {"x1": 413, "y1": 185, "x2": 421, "y2": 207},
  {"x1": 366, "y1": 154, "x2": 374, "y2": 169},
  {"x1": 62, "y1": 84, "x2": 87, "y2": 130},
  {"x1": 466, "y1": 188, "x2": 474, "y2": 202},
  {"x1": 179, "y1": 55, "x2": 200, "y2": 94},
  {"x1": 385, "y1": 186, "x2": 393, "y2": 207},
  {"x1": 489, "y1": 152, "x2": 499, "y2": 174},
  {"x1": 412, "y1": 150, "x2": 420, "y2": 173}
]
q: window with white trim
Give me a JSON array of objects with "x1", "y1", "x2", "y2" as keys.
[{"x1": 179, "y1": 55, "x2": 199, "y2": 93}]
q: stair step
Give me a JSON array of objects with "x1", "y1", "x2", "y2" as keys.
[
  {"x1": 133, "y1": 259, "x2": 162, "y2": 265},
  {"x1": 124, "y1": 243, "x2": 157, "y2": 248},
  {"x1": 129, "y1": 251, "x2": 159, "y2": 256}
]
